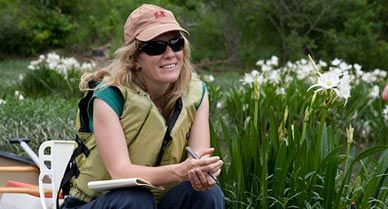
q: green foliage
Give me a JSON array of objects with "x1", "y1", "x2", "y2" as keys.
[
  {"x1": 0, "y1": 1, "x2": 35, "y2": 56},
  {"x1": 17, "y1": 52, "x2": 94, "y2": 98},
  {"x1": 30, "y1": 8, "x2": 76, "y2": 48},
  {"x1": 0, "y1": 96, "x2": 77, "y2": 157},
  {"x1": 0, "y1": 0, "x2": 76, "y2": 56},
  {"x1": 208, "y1": 82, "x2": 388, "y2": 208},
  {"x1": 64, "y1": 0, "x2": 130, "y2": 52},
  {"x1": 19, "y1": 68, "x2": 82, "y2": 98},
  {"x1": 205, "y1": 55, "x2": 388, "y2": 208}
]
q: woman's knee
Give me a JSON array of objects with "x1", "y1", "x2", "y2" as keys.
[
  {"x1": 105, "y1": 187, "x2": 157, "y2": 209},
  {"x1": 192, "y1": 185, "x2": 225, "y2": 208},
  {"x1": 159, "y1": 181, "x2": 224, "y2": 209}
]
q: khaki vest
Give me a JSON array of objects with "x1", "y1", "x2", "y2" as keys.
[{"x1": 70, "y1": 77, "x2": 204, "y2": 202}]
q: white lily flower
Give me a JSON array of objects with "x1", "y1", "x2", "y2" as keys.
[
  {"x1": 261, "y1": 64, "x2": 272, "y2": 72},
  {"x1": 276, "y1": 87, "x2": 286, "y2": 95},
  {"x1": 28, "y1": 64, "x2": 36, "y2": 70},
  {"x1": 28, "y1": 52, "x2": 98, "y2": 79},
  {"x1": 241, "y1": 70, "x2": 265, "y2": 86},
  {"x1": 371, "y1": 69, "x2": 386, "y2": 82},
  {"x1": 55, "y1": 64, "x2": 65, "y2": 74},
  {"x1": 241, "y1": 72, "x2": 255, "y2": 86},
  {"x1": 331, "y1": 58, "x2": 342, "y2": 66},
  {"x1": 268, "y1": 70, "x2": 281, "y2": 84},
  {"x1": 251, "y1": 70, "x2": 259, "y2": 77},
  {"x1": 379, "y1": 70, "x2": 387, "y2": 78},
  {"x1": 48, "y1": 62, "x2": 58, "y2": 70},
  {"x1": 255, "y1": 74, "x2": 265, "y2": 85},
  {"x1": 0, "y1": 99, "x2": 6, "y2": 105},
  {"x1": 216, "y1": 102, "x2": 223, "y2": 109},
  {"x1": 353, "y1": 63, "x2": 362, "y2": 72},
  {"x1": 368, "y1": 85, "x2": 380, "y2": 99},
  {"x1": 339, "y1": 62, "x2": 352, "y2": 71},
  {"x1": 383, "y1": 105, "x2": 388, "y2": 121},
  {"x1": 373, "y1": 69, "x2": 381, "y2": 75},
  {"x1": 329, "y1": 66, "x2": 346, "y2": 75},
  {"x1": 81, "y1": 63, "x2": 93, "y2": 71},
  {"x1": 299, "y1": 58, "x2": 308, "y2": 65},
  {"x1": 47, "y1": 52, "x2": 60, "y2": 63},
  {"x1": 270, "y1": 55, "x2": 279, "y2": 66},
  {"x1": 337, "y1": 73, "x2": 351, "y2": 104},
  {"x1": 307, "y1": 70, "x2": 341, "y2": 92},
  {"x1": 286, "y1": 61, "x2": 294, "y2": 69},
  {"x1": 284, "y1": 75, "x2": 293, "y2": 86},
  {"x1": 63, "y1": 57, "x2": 80, "y2": 69},
  {"x1": 296, "y1": 65, "x2": 313, "y2": 80},
  {"x1": 203, "y1": 75, "x2": 214, "y2": 82},
  {"x1": 256, "y1": 59, "x2": 264, "y2": 66},
  {"x1": 307, "y1": 60, "x2": 352, "y2": 106},
  {"x1": 318, "y1": 60, "x2": 327, "y2": 67},
  {"x1": 28, "y1": 60, "x2": 42, "y2": 70},
  {"x1": 361, "y1": 73, "x2": 377, "y2": 83}
]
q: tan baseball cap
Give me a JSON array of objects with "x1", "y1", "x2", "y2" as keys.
[{"x1": 124, "y1": 4, "x2": 189, "y2": 46}]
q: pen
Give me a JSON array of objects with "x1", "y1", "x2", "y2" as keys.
[{"x1": 185, "y1": 146, "x2": 218, "y2": 182}]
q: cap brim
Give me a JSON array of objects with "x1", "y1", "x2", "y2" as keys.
[{"x1": 136, "y1": 23, "x2": 189, "y2": 42}]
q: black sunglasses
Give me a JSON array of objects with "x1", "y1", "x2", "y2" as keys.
[{"x1": 139, "y1": 36, "x2": 185, "y2": 56}]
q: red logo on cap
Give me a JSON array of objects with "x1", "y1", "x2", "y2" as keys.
[{"x1": 154, "y1": 11, "x2": 167, "y2": 19}]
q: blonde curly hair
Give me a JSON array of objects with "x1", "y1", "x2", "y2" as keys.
[{"x1": 79, "y1": 34, "x2": 194, "y2": 118}]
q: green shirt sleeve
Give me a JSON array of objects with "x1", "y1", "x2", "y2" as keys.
[
  {"x1": 87, "y1": 86, "x2": 124, "y2": 133},
  {"x1": 196, "y1": 80, "x2": 207, "y2": 109}
]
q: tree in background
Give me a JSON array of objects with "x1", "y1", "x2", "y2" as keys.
[
  {"x1": 172, "y1": 0, "x2": 388, "y2": 70},
  {"x1": 1, "y1": 0, "x2": 388, "y2": 71},
  {"x1": 0, "y1": 0, "x2": 79, "y2": 56}
]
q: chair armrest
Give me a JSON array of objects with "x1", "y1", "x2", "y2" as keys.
[
  {"x1": 0, "y1": 166, "x2": 39, "y2": 173},
  {"x1": 0, "y1": 186, "x2": 41, "y2": 195}
]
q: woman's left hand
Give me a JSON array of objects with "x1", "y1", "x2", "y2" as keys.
[{"x1": 188, "y1": 165, "x2": 222, "y2": 191}]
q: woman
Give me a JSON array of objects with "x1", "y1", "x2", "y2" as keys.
[{"x1": 60, "y1": 3, "x2": 224, "y2": 209}]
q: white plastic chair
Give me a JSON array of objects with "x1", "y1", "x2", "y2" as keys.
[
  {"x1": 38, "y1": 140, "x2": 76, "y2": 209},
  {"x1": 0, "y1": 140, "x2": 76, "y2": 209}
]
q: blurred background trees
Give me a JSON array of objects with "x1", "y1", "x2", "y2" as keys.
[{"x1": 1, "y1": 0, "x2": 388, "y2": 71}]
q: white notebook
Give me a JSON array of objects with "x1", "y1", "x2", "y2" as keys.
[{"x1": 88, "y1": 178, "x2": 165, "y2": 192}]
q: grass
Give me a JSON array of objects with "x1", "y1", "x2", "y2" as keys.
[
  {"x1": 0, "y1": 59, "x2": 78, "y2": 156},
  {"x1": 0, "y1": 59, "x2": 29, "y2": 96},
  {"x1": 0, "y1": 96, "x2": 78, "y2": 156}
]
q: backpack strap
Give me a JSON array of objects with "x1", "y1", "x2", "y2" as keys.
[
  {"x1": 79, "y1": 80, "x2": 98, "y2": 132},
  {"x1": 154, "y1": 98, "x2": 183, "y2": 166},
  {"x1": 61, "y1": 135, "x2": 90, "y2": 193},
  {"x1": 56, "y1": 134, "x2": 90, "y2": 208}
]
